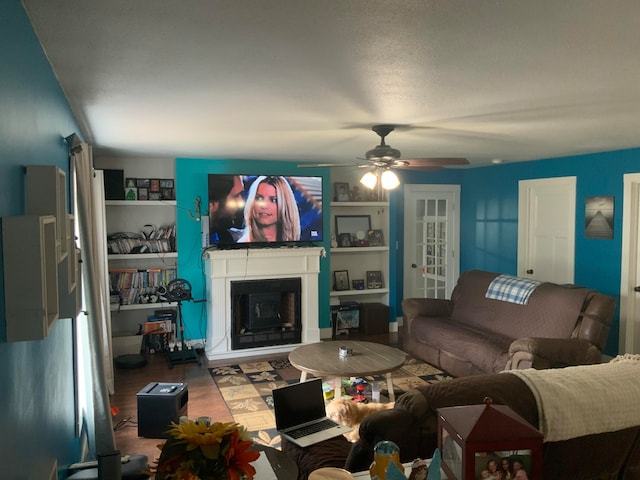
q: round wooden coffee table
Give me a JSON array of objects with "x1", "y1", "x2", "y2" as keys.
[{"x1": 288, "y1": 340, "x2": 406, "y2": 401}]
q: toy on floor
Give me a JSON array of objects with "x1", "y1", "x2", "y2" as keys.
[{"x1": 325, "y1": 397, "x2": 395, "y2": 442}]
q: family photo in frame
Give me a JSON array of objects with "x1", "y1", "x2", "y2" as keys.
[
  {"x1": 366, "y1": 270, "x2": 383, "y2": 289},
  {"x1": 334, "y1": 182, "x2": 350, "y2": 201},
  {"x1": 334, "y1": 270, "x2": 350, "y2": 291}
]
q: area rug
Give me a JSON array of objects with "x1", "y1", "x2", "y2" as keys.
[{"x1": 209, "y1": 354, "x2": 452, "y2": 449}]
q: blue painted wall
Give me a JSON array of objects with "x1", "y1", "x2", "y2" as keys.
[
  {"x1": 394, "y1": 149, "x2": 640, "y2": 356},
  {"x1": 1, "y1": 1, "x2": 83, "y2": 477},
  {"x1": 175, "y1": 159, "x2": 331, "y2": 338}
]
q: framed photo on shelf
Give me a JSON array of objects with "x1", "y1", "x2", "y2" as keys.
[
  {"x1": 160, "y1": 178, "x2": 174, "y2": 189},
  {"x1": 367, "y1": 229, "x2": 384, "y2": 246},
  {"x1": 352, "y1": 279, "x2": 365, "y2": 290},
  {"x1": 161, "y1": 188, "x2": 175, "y2": 200},
  {"x1": 335, "y1": 215, "x2": 371, "y2": 239},
  {"x1": 334, "y1": 182, "x2": 350, "y2": 202},
  {"x1": 366, "y1": 270, "x2": 383, "y2": 289},
  {"x1": 137, "y1": 187, "x2": 149, "y2": 201},
  {"x1": 337, "y1": 233, "x2": 352, "y2": 247},
  {"x1": 136, "y1": 178, "x2": 150, "y2": 188},
  {"x1": 334, "y1": 270, "x2": 350, "y2": 291},
  {"x1": 149, "y1": 192, "x2": 162, "y2": 201},
  {"x1": 150, "y1": 179, "x2": 161, "y2": 193}
]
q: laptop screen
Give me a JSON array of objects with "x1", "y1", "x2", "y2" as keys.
[{"x1": 273, "y1": 378, "x2": 327, "y2": 430}]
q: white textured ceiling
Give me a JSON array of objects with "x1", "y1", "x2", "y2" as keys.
[{"x1": 22, "y1": 0, "x2": 640, "y2": 166}]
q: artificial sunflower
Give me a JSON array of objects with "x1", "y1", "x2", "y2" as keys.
[{"x1": 152, "y1": 420, "x2": 260, "y2": 480}]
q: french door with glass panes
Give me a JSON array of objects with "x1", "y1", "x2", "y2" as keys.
[{"x1": 403, "y1": 185, "x2": 460, "y2": 300}]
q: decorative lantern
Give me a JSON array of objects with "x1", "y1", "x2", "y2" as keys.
[{"x1": 437, "y1": 398, "x2": 543, "y2": 480}]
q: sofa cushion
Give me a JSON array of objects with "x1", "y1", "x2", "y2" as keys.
[
  {"x1": 450, "y1": 270, "x2": 590, "y2": 340},
  {"x1": 409, "y1": 315, "x2": 512, "y2": 373}
]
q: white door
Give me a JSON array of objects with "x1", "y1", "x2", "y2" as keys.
[
  {"x1": 403, "y1": 185, "x2": 460, "y2": 299},
  {"x1": 619, "y1": 172, "x2": 640, "y2": 353},
  {"x1": 517, "y1": 177, "x2": 576, "y2": 283}
]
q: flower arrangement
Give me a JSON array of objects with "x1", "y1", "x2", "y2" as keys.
[{"x1": 152, "y1": 419, "x2": 260, "y2": 480}]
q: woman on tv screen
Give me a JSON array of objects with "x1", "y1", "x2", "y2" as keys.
[{"x1": 238, "y1": 175, "x2": 301, "y2": 242}]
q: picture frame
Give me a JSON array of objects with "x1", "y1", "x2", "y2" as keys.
[
  {"x1": 366, "y1": 270, "x2": 383, "y2": 289},
  {"x1": 136, "y1": 178, "x2": 150, "y2": 188},
  {"x1": 334, "y1": 270, "x2": 350, "y2": 291},
  {"x1": 149, "y1": 192, "x2": 162, "y2": 201},
  {"x1": 335, "y1": 215, "x2": 371, "y2": 239},
  {"x1": 125, "y1": 177, "x2": 137, "y2": 188},
  {"x1": 367, "y1": 229, "x2": 384, "y2": 246},
  {"x1": 137, "y1": 187, "x2": 149, "y2": 201},
  {"x1": 352, "y1": 279, "x2": 365, "y2": 290},
  {"x1": 150, "y1": 178, "x2": 161, "y2": 193},
  {"x1": 125, "y1": 186, "x2": 137, "y2": 200},
  {"x1": 585, "y1": 195, "x2": 614, "y2": 239},
  {"x1": 337, "y1": 233, "x2": 352, "y2": 247},
  {"x1": 160, "y1": 178, "x2": 174, "y2": 189},
  {"x1": 334, "y1": 182, "x2": 350, "y2": 202},
  {"x1": 161, "y1": 188, "x2": 175, "y2": 200}
]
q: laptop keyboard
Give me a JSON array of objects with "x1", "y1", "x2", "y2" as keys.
[{"x1": 287, "y1": 419, "x2": 338, "y2": 439}]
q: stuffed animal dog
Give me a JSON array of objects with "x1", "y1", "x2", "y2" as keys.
[{"x1": 325, "y1": 398, "x2": 395, "y2": 442}]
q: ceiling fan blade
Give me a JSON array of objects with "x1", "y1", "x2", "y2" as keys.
[
  {"x1": 297, "y1": 162, "x2": 357, "y2": 168},
  {"x1": 394, "y1": 164, "x2": 444, "y2": 171},
  {"x1": 397, "y1": 157, "x2": 469, "y2": 167}
]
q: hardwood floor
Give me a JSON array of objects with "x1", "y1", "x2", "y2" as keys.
[{"x1": 111, "y1": 332, "x2": 400, "y2": 465}]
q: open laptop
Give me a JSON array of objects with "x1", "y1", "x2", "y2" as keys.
[{"x1": 273, "y1": 378, "x2": 351, "y2": 447}]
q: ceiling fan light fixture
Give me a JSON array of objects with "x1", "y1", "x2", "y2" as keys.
[
  {"x1": 360, "y1": 171, "x2": 378, "y2": 189},
  {"x1": 381, "y1": 169, "x2": 400, "y2": 190}
]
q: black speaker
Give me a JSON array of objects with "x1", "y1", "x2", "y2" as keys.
[
  {"x1": 137, "y1": 382, "x2": 188, "y2": 438},
  {"x1": 103, "y1": 169, "x2": 125, "y2": 200}
]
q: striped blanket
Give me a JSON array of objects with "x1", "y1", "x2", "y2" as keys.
[{"x1": 485, "y1": 274, "x2": 541, "y2": 305}]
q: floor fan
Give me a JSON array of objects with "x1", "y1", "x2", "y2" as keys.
[{"x1": 165, "y1": 278, "x2": 202, "y2": 368}]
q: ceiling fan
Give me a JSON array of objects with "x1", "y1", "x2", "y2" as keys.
[{"x1": 299, "y1": 124, "x2": 469, "y2": 189}]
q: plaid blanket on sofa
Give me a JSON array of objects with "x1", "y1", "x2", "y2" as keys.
[{"x1": 485, "y1": 274, "x2": 541, "y2": 305}]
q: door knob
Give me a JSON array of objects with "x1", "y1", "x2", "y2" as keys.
[
  {"x1": 411, "y1": 264, "x2": 417, "y2": 268},
  {"x1": 634, "y1": 286, "x2": 640, "y2": 292},
  {"x1": 526, "y1": 269, "x2": 534, "y2": 274}
]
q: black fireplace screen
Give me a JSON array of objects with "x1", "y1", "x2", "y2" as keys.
[{"x1": 230, "y1": 277, "x2": 302, "y2": 350}]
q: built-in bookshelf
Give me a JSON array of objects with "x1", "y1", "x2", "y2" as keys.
[{"x1": 105, "y1": 197, "x2": 178, "y2": 356}]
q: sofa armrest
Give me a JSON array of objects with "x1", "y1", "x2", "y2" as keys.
[
  {"x1": 505, "y1": 337, "x2": 602, "y2": 370},
  {"x1": 402, "y1": 298, "x2": 452, "y2": 320}
]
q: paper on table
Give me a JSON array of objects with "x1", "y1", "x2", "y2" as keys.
[{"x1": 254, "y1": 451, "x2": 278, "y2": 480}]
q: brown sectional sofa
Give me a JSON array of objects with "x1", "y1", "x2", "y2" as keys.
[
  {"x1": 283, "y1": 359, "x2": 640, "y2": 480},
  {"x1": 402, "y1": 269, "x2": 616, "y2": 377}
]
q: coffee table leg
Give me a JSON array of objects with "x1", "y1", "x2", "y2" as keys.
[
  {"x1": 385, "y1": 373, "x2": 395, "y2": 402},
  {"x1": 299, "y1": 371, "x2": 307, "y2": 382}
]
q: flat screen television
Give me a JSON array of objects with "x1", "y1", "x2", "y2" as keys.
[{"x1": 207, "y1": 174, "x2": 323, "y2": 248}]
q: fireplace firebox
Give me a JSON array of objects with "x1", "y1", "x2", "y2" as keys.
[{"x1": 230, "y1": 277, "x2": 301, "y2": 350}]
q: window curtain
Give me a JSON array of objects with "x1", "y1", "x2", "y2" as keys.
[{"x1": 71, "y1": 142, "x2": 117, "y2": 461}]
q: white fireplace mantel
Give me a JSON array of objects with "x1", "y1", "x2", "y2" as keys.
[{"x1": 203, "y1": 247, "x2": 324, "y2": 360}]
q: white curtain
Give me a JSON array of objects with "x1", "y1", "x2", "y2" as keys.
[{"x1": 72, "y1": 143, "x2": 117, "y2": 459}]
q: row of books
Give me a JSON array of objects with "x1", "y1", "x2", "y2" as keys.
[
  {"x1": 109, "y1": 268, "x2": 177, "y2": 305},
  {"x1": 109, "y1": 268, "x2": 177, "y2": 290}
]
